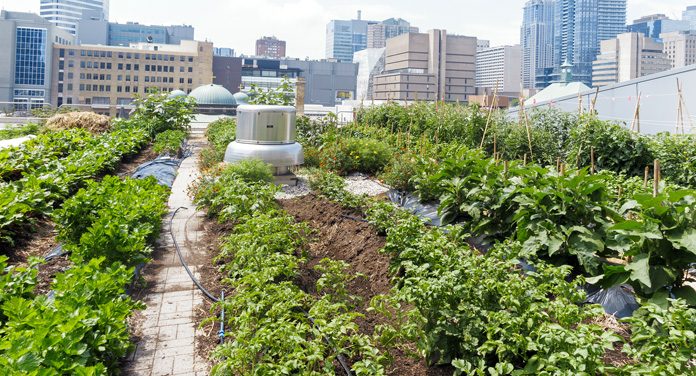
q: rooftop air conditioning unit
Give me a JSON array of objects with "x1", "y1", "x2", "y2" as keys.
[{"x1": 223, "y1": 104, "x2": 304, "y2": 175}]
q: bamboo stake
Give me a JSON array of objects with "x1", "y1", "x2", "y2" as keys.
[
  {"x1": 493, "y1": 134, "x2": 497, "y2": 159},
  {"x1": 504, "y1": 161, "x2": 509, "y2": 177},
  {"x1": 630, "y1": 92, "x2": 642, "y2": 133},
  {"x1": 617, "y1": 186, "x2": 623, "y2": 201},
  {"x1": 557, "y1": 157, "x2": 561, "y2": 172},
  {"x1": 676, "y1": 79, "x2": 684, "y2": 134},
  {"x1": 523, "y1": 106, "x2": 534, "y2": 161},
  {"x1": 653, "y1": 160, "x2": 661, "y2": 197},
  {"x1": 644, "y1": 166, "x2": 650, "y2": 188},
  {"x1": 590, "y1": 86, "x2": 599, "y2": 114},
  {"x1": 590, "y1": 147, "x2": 596, "y2": 174},
  {"x1": 578, "y1": 92, "x2": 583, "y2": 115},
  {"x1": 479, "y1": 81, "x2": 499, "y2": 149},
  {"x1": 523, "y1": 153, "x2": 528, "y2": 166},
  {"x1": 560, "y1": 163, "x2": 566, "y2": 176}
]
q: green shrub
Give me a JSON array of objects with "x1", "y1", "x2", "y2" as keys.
[
  {"x1": 153, "y1": 129, "x2": 187, "y2": 156},
  {"x1": 200, "y1": 118, "x2": 236, "y2": 169},
  {"x1": 379, "y1": 152, "x2": 420, "y2": 191},
  {"x1": 131, "y1": 91, "x2": 195, "y2": 137},
  {"x1": 0, "y1": 123, "x2": 42, "y2": 141},
  {"x1": 221, "y1": 159, "x2": 274, "y2": 183},
  {"x1": 567, "y1": 116, "x2": 654, "y2": 176},
  {"x1": 650, "y1": 133, "x2": 696, "y2": 187},
  {"x1": 319, "y1": 138, "x2": 392, "y2": 175}
]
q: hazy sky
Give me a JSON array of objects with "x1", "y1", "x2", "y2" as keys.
[{"x1": 0, "y1": 0, "x2": 692, "y2": 58}]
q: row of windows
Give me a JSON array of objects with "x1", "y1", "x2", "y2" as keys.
[{"x1": 60, "y1": 48, "x2": 196, "y2": 63}]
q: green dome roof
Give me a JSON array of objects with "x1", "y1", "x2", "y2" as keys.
[
  {"x1": 168, "y1": 90, "x2": 187, "y2": 98},
  {"x1": 233, "y1": 92, "x2": 249, "y2": 104},
  {"x1": 189, "y1": 84, "x2": 236, "y2": 106}
]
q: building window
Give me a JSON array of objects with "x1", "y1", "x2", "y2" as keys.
[
  {"x1": 134, "y1": 64, "x2": 139, "y2": 71},
  {"x1": 188, "y1": 67, "x2": 193, "y2": 73},
  {"x1": 67, "y1": 83, "x2": 73, "y2": 91},
  {"x1": 118, "y1": 63, "x2": 123, "y2": 70},
  {"x1": 14, "y1": 27, "x2": 47, "y2": 86}
]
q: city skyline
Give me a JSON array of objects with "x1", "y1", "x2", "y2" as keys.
[{"x1": 0, "y1": 0, "x2": 691, "y2": 58}]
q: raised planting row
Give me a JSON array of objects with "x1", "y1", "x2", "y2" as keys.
[
  {"x1": 0, "y1": 127, "x2": 95, "y2": 182},
  {"x1": 0, "y1": 175, "x2": 169, "y2": 374},
  {"x1": 0, "y1": 91, "x2": 196, "y2": 249},
  {"x1": 190, "y1": 160, "x2": 387, "y2": 375},
  {"x1": 307, "y1": 169, "x2": 696, "y2": 375},
  {"x1": 0, "y1": 123, "x2": 149, "y2": 246}
]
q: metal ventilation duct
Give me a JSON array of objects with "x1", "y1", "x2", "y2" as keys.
[{"x1": 224, "y1": 105, "x2": 304, "y2": 175}]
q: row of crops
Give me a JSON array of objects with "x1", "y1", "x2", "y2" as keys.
[
  {"x1": 289, "y1": 102, "x2": 695, "y2": 373},
  {"x1": 0, "y1": 93, "x2": 195, "y2": 373}
]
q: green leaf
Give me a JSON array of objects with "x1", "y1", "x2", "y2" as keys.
[
  {"x1": 667, "y1": 228, "x2": 696, "y2": 255},
  {"x1": 672, "y1": 286, "x2": 696, "y2": 306},
  {"x1": 626, "y1": 254, "x2": 651, "y2": 288}
]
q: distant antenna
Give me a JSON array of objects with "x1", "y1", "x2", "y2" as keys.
[{"x1": 357, "y1": 10, "x2": 362, "y2": 20}]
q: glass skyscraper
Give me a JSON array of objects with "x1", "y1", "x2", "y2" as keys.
[
  {"x1": 40, "y1": 0, "x2": 109, "y2": 36},
  {"x1": 326, "y1": 18, "x2": 376, "y2": 63},
  {"x1": 521, "y1": 0, "x2": 555, "y2": 89},
  {"x1": 529, "y1": 0, "x2": 626, "y2": 88}
]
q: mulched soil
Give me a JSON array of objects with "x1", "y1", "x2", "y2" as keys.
[
  {"x1": 280, "y1": 193, "x2": 453, "y2": 376},
  {"x1": 193, "y1": 218, "x2": 231, "y2": 365}
]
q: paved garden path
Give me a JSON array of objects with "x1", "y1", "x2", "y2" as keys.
[{"x1": 124, "y1": 138, "x2": 211, "y2": 376}]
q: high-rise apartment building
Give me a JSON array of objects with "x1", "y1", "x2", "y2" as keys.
[
  {"x1": 521, "y1": 0, "x2": 555, "y2": 89},
  {"x1": 78, "y1": 20, "x2": 194, "y2": 46},
  {"x1": 476, "y1": 45, "x2": 522, "y2": 95},
  {"x1": 535, "y1": 0, "x2": 626, "y2": 88},
  {"x1": 372, "y1": 30, "x2": 477, "y2": 102},
  {"x1": 661, "y1": 31, "x2": 696, "y2": 69},
  {"x1": 592, "y1": 32, "x2": 670, "y2": 87},
  {"x1": 366, "y1": 18, "x2": 418, "y2": 49},
  {"x1": 255, "y1": 36, "x2": 286, "y2": 58},
  {"x1": 50, "y1": 40, "x2": 213, "y2": 113},
  {"x1": 0, "y1": 11, "x2": 75, "y2": 109},
  {"x1": 326, "y1": 12, "x2": 378, "y2": 63},
  {"x1": 40, "y1": 0, "x2": 109, "y2": 36},
  {"x1": 627, "y1": 14, "x2": 690, "y2": 41}
]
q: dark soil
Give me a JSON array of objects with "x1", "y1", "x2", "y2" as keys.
[
  {"x1": 193, "y1": 219, "x2": 231, "y2": 365},
  {"x1": 116, "y1": 145, "x2": 158, "y2": 177},
  {"x1": 280, "y1": 193, "x2": 453, "y2": 376}
]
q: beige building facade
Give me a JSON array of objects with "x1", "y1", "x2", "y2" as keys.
[
  {"x1": 475, "y1": 45, "x2": 522, "y2": 96},
  {"x1": 372, "y1": 29, "x2": 477, "y2": 102},
  {"x1": 592, "y1": 32, "x2": 670, "y2": 87},
  {"x1": 661, "y1": 31, "x2": 696, "y2": 69},
  {"x1": 50, "y1": 40, "x2": 213, "y2": 114}
]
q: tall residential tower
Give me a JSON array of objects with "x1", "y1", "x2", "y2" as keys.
[{"x1": 521, "y1": 0, "x2": 555, "y2": 89}]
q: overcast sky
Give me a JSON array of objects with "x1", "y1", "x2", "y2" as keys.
[{"x1": 0, "y1": 0, "x2": 692, "y2": 58}]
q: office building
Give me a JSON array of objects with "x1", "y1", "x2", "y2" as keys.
[
  {"x1": 521, "y1": 0, "x2": 555, "y2": 89},
  {"x1": 255, "y1": 36, "x2": 286, "y2": 58},
  {"x1": 661, "y1": 31, "x2": 696, "y2": 69},
  {"x1": 353, "y1": 48, "x2": 385, "y2": 101},
  {"x1": 78, "y1": 20, "x2": 194, "y2": 46},
  {"x1": 214, "y1": 47, "x2": 235, "y2": 57},
  {"x1": 326, "y1": 12, "x2": 378, "y2": 63},
  {"x1": 372, "y1": 30, "x2": 477, "y2": 102},
  {"x1": 366, "y1": 18, "x2": 418, "y2": 49},
  {"x1": 282, "y1": 59, "x2": 358, "y2": 106},
  {"x1": 476, "y1": 45, "x2": 522, "y2": 95},
  {"x1": 683, "y1": 5, "x2": 696, "y2": 29},
  {"x1": 592, "y1": 32, "x2": 670, "y2": 87},
  {"x1": 627, "y1": 14, "x2": 690, "y2": 41},
  {"x1": 40, "y1": 0, "x2": 109, "y2": 36},
  {"x1": 0, "y1": 11, "x2": 75, "y2": 109},
  {"x1": 477, "y1": 39, "x2": 491, "y2": 51},
  {"x1": 212, "y1": 56, "x2": 242, "y2": 94},
  {"x1": 50, "y1": 40, "x2": 213, "y2": 113},
  {"x1": 535, "y1": 0, "x2": 626, "y2": 88}
]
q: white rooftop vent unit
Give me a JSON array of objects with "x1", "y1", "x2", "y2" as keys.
[{"x1": 224, "y1": 105, "x2": 304, "y2": 175}]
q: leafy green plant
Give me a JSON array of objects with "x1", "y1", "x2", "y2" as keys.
[
  {"x1": 306, "y1": 168, "x2": 367, "y2": 209},
  {"x1": 153, "y1": 129, "x2": 187, "y2": 156},
  {"x1": 0, "y1": 258, "x2": 142, "y2": 373},
  {"x1": 200, "y1": 117, "x2": 236, "y2": 170},
  {"x1": 247, "y1": 77, "x2": 294, "y2": 106},
  {"x1": 53, "y1": 176, "x2": 168, "y2": 266},
  {"x1": 319, "y1": 137, "x2": 392, "y2": 175},
  {"x1": 131, "y1": 90, "x2": 196, "y2": 137},
  {"x1": 0, "y1": 123, "x2": 42, "y2": 141}
]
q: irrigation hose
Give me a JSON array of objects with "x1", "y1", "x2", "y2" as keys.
[
  {"x1": 169, "y1": 207, "x2": 219, "y2": 303},
  {"x1": 170, "y1": 208, "x2": 352, "y2": 374}
]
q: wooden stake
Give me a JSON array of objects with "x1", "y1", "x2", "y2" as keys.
[
  {"x1": 653, "y1": 160, "x2": 661, "y2": 197},
  {"x1": 523, "y1": 153, "x2": 528, "y2": 166},
  {"x1": 493, "y1": 134, "x2": 497, "y2": 159},
  {"x1": 630, "y1": 92, "x2": 642, "y2": 133},
  {"x1": 578, "y1": 92, "x2": 583, "y2": 116},
  {"x1": 560, "y1": 162, "x2": 566, "y2": 176},
  {"x1": 590, "y1": 86, "x2": 599, "y2": 114},
  {"x1": 504, "y1": 161, "x2": 509, "y2": 177},
  {"x1": 557, "y1": 157, "x2": 561, "y2": 172},
  {"x1": 677, "y1": 79, "x2": 685, "y2": 134},
  {"x1": 644, "y1": 166, "x2": 650, "y2": 188},
  {"x1": 523, "y1": 106, "x2": 534, "y2": 162},
  {"x1": 617, "y1": 186, "x2": 623, "y2": 201},
  {"x1": 590, "y1": 147, "x2": 596, "y2": 174},
  {"x1": 479, "y1": 80, "x2": 499, "y2": 149}
]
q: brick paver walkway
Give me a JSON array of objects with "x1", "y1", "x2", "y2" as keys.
[{"x1": 124, "y1": 140, "x2": 211, "y2": 376}]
